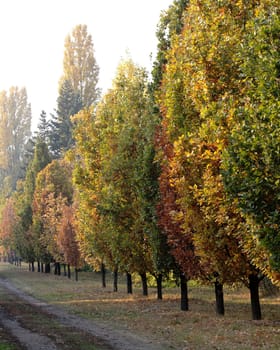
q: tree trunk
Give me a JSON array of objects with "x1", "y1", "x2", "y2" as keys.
[
  {"x1": 156, "y1": 274, "x2": 163, "y2": 300},
  {"x1": 126, "y1": 272, "x2": 133, "y2": 294},
  {"x1": 215, "y1": 281, "x2": 225, "y2": 316},
  {"x1": 57, "y1": 262, "x2": 61, "y2": 276},
  {"x1": 54, "y1": 262, "x2": 61, "y2": 275},
  {"x1": 37, "y1": 261, "x2": 41, "y2": 272},
  {"x1": 41, "y1": 263, "x2": 44, "y2": 273},
  {"x1": 75, "y1": 268, "x2": 78, "y2": 281},
  {"x1": 45, "y1": 263, "x2": 51, "y2": 273},
  {"x1": 180, "y1": 274, "x2": 188, "y2": 311},
  {"x1": 140, "y1": 273, "x2": 148, "y2": 296},
  {"x1": 31, "y1": 261, "x2": 35, "y2": 272},
  {"x1": 113, "y1": 267, "x2": 118, "y2": 292},
  {"x1": 101, "y1": 263, "x2": 106, "y2": 288},
  {"x1": 63, "y1": 264, "x2": 67, "y2": 277},
  {"x1": 67, "y1": 264, "x2": 71, "y2": 279},
  {"x1": 54, "y1": 262, "x2": 58, "y2": 275},
  {"x1": 249, "y1": 274, "x2": 262, "y2": 320}
]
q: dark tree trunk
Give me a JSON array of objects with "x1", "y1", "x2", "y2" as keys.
[
  {"x1": 126, "y1": 272, "x2": 133, "y2": 294},
  {"x1": 101, "y1": 263, "x2": 106, "y2": 288},
  {"x1": 156, "y1": 274, "x2": 163, "y2": 300},
  {"x1": 31, "y1": 261, "x2": 35, "y2": 272},
  {"x1": 67, "y1": 264, "x2": 71, "y2": 279},
  {"x1": 41, "y1": 263, "x2": 44, "y2": 273},
  {"x1": 54, "y1": 262, "x2": 61, "y2": 275},
  {"x1": 180, "y1": 274, "x2": 189, "y2": 311},
  {"x1": 140, "y1": 273, "x2": 148, "y2": 296},
  {"x1": 45, "y1": 263, "x2": 51, "y2": 273},
  {"x1": 75, "y1": 268, "x2": 78, "y2": 281},
  {"x1": 215, "y1": 281, "x2": 225, "y2": 316},
  {"x1": 37, "y1": 261, "x2": 40, "y2": 273},
  {"x1": 57, "y1": 262, "x2": 61, "y2": 276},
  {"x1": 249, "y1": 274, "x2": 262, "y2": 320},
  {"x1": 113, "y1": 267, "x2": 118, "y2": 292},
  {"x1": 54, "y1": 262, "x2": 58, "y2": 275},
  {"x1": 63, "y1": 264, "x2": 67, "y2": 276}
]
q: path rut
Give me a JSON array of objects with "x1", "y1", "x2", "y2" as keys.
[{"x1": 0, "y1": 278, "x2": 165, "y2": 350}]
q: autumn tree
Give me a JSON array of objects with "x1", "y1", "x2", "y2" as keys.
[
  {"x1": 0, "y1": 197, "x2": 18, "y2": 261},
  {"x1": 223, "y1": 3, "x2": 280, "y2": 284},
  {"x1": 149, "y1": 0, "x2": 193, "y2": 306},
  {"x1": 62, "y1": 24, "x2": 100, "y2": 108},
  {"x1": 0, "y1": 87, "x2": 32, "y2": 194},
  {"x1": 72, "y1": 107, "x2": 107, "y2": 283},
  {"x1": 13, "y1": 138, "x2": 51, "y2": 270},
  {"x1": 73, "y1": 59, "x2": 168, "y2": 295},
  {"x1": 32, "y1": 158, "x2": 73, "y2": 272},
  {"x1": 97, "y1": 59, "x2": 165, "y2": 295},
  {"x1": 153, "y1": 0, "x2": 202, "y2": 310},
  {"x1": 152, "y1": 0, "x2": 188, "y2": 90},
  {"x1": 157, "y1": 0, "x2": 266, "y2": 319},
  {"x1": 57, "y1": 203, "x2": 81, "y2": 280}
]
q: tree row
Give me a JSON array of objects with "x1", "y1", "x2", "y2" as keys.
[{"x1": 1, "y1": 1, "x2": 280, "y2": 321}]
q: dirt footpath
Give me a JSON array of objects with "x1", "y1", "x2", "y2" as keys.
[{"x1": 0, "y1": 278, "x2": 165, "y2": 350}]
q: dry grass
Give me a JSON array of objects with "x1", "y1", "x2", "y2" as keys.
[{"x1": 1, "y1": 263, "x2": 280, "y2": 349}]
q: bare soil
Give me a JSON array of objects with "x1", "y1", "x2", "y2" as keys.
[{"x1": 0, "y1": 277, "x2": 163, "y2": 350}]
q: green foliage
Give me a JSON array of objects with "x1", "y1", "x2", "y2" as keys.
[
  {"x1": 157, "y1": 0, "x2": 266, "y2": 287},
  {"x1": 11, "y1": 139, "x2": 52, "y2": 262},
  {"x1": 152, "y1": 0, "x2": 189, "y2": 90},
  {"x1": 73, "y1": 58, "x2": 170, "y2": 276},
  {"x1": 49, "y1": 80, "x2": 82, "y2": 158},
  {"x1": 223, "y1": 7, "x2": 280, "y2": 274}
]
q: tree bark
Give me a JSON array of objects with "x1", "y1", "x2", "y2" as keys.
[
  {"x1": 113, "y1": 267, "x2": 118, "y2": 292},
  {"x1": 180, "y1": 274, "x2": 189, "y2": 311},
  {"x1": 75, "y1": 268, "x2": 78, "y2": 281},
  {"x1": 249, "y1": 274, "x2": 262, "y2": 320},
  {"x1": 37, "y1": 261, "x2": 41, "y2": 273},
  {"x1": 41, "y1": 263, "x2": 44, "y2": 273},
  {"x1": 31, "y1": 261, "x2": 35, "y2": 272},
  {"x1": 67, "y1": 264, "x2": 71, "y2": 279},
  {"x1": 101, "y1": 263, "x2": 106, "y2": 288},
  {"x1": 126, "y1": 272, "x2": 133, "y2": 294},
  {"x1": 215, "y1": 281, "x2": 225, "y2": 316},
  {"x1": 63, "y1": 264, "x2": 67, "y2": 276},
  {"x1": 156, "y1": 274, "x2": 163, "y2": 300},
  {"x1": 140, "y1": 273, "x2": 148, "y2": 296}
]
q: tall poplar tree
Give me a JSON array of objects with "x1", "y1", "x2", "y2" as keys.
[
  {"x1": 0, "y1": 87, "x2": 32, "y2": 193},
  {"x1": 62, "y1": 24, "x2": 100, "y2": 108},
  {"x1": 49, "y1": 24, "x2": 100, "y2": 158}
]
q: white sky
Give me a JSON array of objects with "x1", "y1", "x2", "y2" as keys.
[{"x1": 0, "y1": 0, "x2": 173, "y2": 129}]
